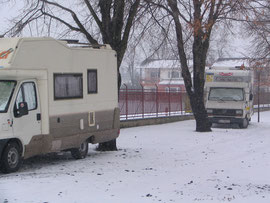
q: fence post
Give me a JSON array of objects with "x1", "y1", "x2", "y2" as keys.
[
  {"x1": 262, "y1": 89, "x2": 265, "y2": 108},
  {"x1": 123, "y1": 84, "x2": 128, "y2": 120},
  {"x1": 155, "y1": 84, "x2": 159, "y2": 118},
  {"x1": 180, "y1": 90, "x2": 183, "y2": 115},
  {"x1": 169, "y1": 86, "x2": 171, "y2": 116},
  {"x1": 257, "y1": 71, "x2": 260, "y2": 123},
  {"x1": 141, "y1": 84, "x2": 144, "y2": 118}
]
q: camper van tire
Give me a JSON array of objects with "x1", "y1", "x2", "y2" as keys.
[
  {"x1": 239, "y1": 117, "x2": 249, "y2": 129},
  {"x1": 0, "y1": 142, "x2": 22, "y2": 173},
  {"x1": 70, "y1": 140, "x2": 89, "y2": 159}
]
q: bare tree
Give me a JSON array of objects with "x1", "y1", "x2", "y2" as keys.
[
  {"x1": 4, "y1": 0, "x2": 143, "y2": 150},
  {"x1": 147, "y1": 0, "x2": 248, "y2": 132},
  {"x1": 243, "y1": 1, "x2": 270, "y2": 65},
  {"x1": 5, "y1": 0, "x2": 141, "y2": 73},
  {"x1": 121, "y1": 45, "x2": 140, "y2": 88}
]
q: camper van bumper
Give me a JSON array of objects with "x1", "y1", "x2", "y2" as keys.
[
  {"x1": 0, "y1": 139, "x2": 9, "y2": 160},
  {"x1": 209, "y1": 117, "x2": 243, "y2": 124}
]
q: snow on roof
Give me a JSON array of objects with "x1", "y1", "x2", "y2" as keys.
[
  {"x1": 212, "y1": 58, "x2": 250, "y2": 69},
  {"x1": 159, "y1": 80, "x2": 185, "y2": 85},
  {"x1": 140, "y1": 59, "x2": 193, "y2": 69}
]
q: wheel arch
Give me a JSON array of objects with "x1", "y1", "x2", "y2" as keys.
[
  {"x1": 0, "y1": 139, "x2": 9, "y2": 160},
  {"x1": 86, "y1": 135, "x2": 94, "y2": 144},
  {"x1": 0, "y1": 138, "x2": 24, "y2": 162},
  {"x1": 0, "y1": 138, "x2": 23, "y2": 173},
  {"x1": 4, "y1": 138, "x2": 23, "y2": 156}
]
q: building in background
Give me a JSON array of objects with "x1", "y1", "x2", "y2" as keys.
[
  {"x1": 139, "y1": 57, "x2": 270, "y2": 93},
  {"x1": 139, "y1": 59, "x2": 192, "y2": 92}
]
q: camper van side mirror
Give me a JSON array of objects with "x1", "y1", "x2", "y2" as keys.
[
  {"x1": 249, "y1": 94, "x2": 253, "y2": 101},
  {"x1": 18, "y1": 102, "x2": 29, "y2": 117}
]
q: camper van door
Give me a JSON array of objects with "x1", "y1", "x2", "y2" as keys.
[{"x1": 12, "y1": 80, "x2": 41, "y2": 144}]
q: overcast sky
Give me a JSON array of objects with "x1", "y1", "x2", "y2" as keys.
[{"x1": 0, "y1": 1, "x2": 18, "y2": 32}]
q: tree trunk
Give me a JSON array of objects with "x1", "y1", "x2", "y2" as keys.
[
  {"x1": 189, "y1": 92, "x2": 212, "y2": 132},
  {"x1": 190, "y1": 32, "x2": 212, "y2": 132}
]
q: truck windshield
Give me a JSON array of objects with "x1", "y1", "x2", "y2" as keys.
[
  {"x1": 209, "y1": 88, "x2": 244, "y2": 101},
  {"x1": 0, "y1": 81, "x2": 16, "y2": 112}
]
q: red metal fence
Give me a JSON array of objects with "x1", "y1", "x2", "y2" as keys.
[
  {"x1": 119, "y1": 87, "x2": 270, "y2": 120},
  {"x1": 254, "y1": 92, "x2": 270, "y2": 108},
  {"x1": 119, "y1": 87, "x2": 190, "y2": 120}
]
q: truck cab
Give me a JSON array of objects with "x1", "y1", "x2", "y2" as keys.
[
  {"x1": 205, "y1": 69, "x2": 254, "y2": 128},
  {"x1": 0, "y1": 78, "x2": 42, "y2": 172}
]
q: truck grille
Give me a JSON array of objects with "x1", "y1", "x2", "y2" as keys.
[{"x1": 213, "y1": 109, "x2": 236, "y2": 116}]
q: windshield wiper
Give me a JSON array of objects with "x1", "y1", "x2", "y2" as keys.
[
  {"x1": 209, "y1": 96, "x2": 223, "y2": 101},
  {"x1": 224, "y1": 97, "x2": 241, "y2": 101}
]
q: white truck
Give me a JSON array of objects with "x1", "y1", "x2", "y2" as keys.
[
  {"x1": 0, "y1": 37, "x2": 120, "y2": 173},
  {"x1": 205, "y1": 67, "x2": 254, "y2": 128}
]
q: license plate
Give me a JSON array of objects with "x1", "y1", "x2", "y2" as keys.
[{"x1": 219, "y1": 119, "x2": 230, "y2": 124}]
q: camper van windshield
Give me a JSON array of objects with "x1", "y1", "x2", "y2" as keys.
[
  {"x1": 0, "y1": 81, "x2": 16, "y2": 112},
  {"x1": 209, "y1": 88, "x2": 244, "y2": 101}
]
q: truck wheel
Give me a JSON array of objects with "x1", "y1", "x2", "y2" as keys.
[
  {"x1": 0, "y1": 142, "x2": 22, "y2": 173},
  {"x1": 239, "y1": 118, "x2": 249, "y2": 129},
  {"x1": 71, "y1": 141, "x2": 89, "y2": 159}
]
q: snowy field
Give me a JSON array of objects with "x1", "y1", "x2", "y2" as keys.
[{"x1": 1, "y1": 112, "x2": 270, "y2": 203}]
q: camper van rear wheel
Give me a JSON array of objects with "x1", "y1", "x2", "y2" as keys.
[
  {"x1": 71, "y1": 141, "x2": 89, "y2": 159},
  {"x1": 1, "y1": 142, "x2": 22, "y2": 173}
]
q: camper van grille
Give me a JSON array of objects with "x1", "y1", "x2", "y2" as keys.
[{"x1": 212, "y1": 109, "x2": 236, "y2": 116}]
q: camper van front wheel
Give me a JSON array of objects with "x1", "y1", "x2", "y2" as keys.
[
  {"x1": 71, "y1": 141, "x2": 89, "y2": 159},
  {"x1": 0, "y1": 142, "x2": 22, "y2": 173},
  {"x1": 239, "y1": 118, "x2": 249, "y2": 129}
]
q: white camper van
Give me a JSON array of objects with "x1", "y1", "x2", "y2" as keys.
[
  {"x1": 0, "y1": 37, "x2": 120, "y2": 173},
  {"x1": 205, "y1": 68, "x2": 254, "y2": 128}
]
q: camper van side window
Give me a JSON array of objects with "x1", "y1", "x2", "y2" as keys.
[
  {"x1": 23, "y1": 83, "x2": 37, "y2": 110},
  {"x1": 15, "y1": 82, "x2": 37, "y2": 111},
  {"x1": 54, "y1": 73, "x2": 83, "y2": 100},
  {"x1": 88, "y1": 70, "x2": 97, "y2": 94}
]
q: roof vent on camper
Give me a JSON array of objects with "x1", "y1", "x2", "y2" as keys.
[
  {"x1": 62, "y1": 39, "x2": 79, "y2": 44},
  {"x1": 59, "y1": 39, "x2": 108, "y2": 49}
]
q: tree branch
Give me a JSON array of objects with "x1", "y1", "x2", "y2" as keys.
[
  {"x1": 118, "y1": 0, "x2": 140, "y2": 66},
  {"x1": 83, "y1": 0, "x2": 103, "y2": 31},
  {"x1": 167, "y1": 0, "x2": 193, "y2": 95},
  {"x1": 40, "y1": 0, "x2": 98, "y2": 44}
]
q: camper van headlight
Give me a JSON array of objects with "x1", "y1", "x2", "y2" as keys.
[
  {"x1": 235, "y1": 110, "x2": 243, "y2": 115},
  {"x1": 207, "y1": 109, "x2": 213, "y2": 114}
]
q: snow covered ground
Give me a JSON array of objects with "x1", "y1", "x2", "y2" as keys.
[{"x1": 1, "y1": 112, "x2": 270, "y2": 203}]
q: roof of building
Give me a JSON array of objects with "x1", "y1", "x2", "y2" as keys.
[
  {"x1": 159, "y1": 79, "x2": 185, "y2": 85},
  {"x1": 140, "y1": 59, "x2": 193, "y2": 69}
]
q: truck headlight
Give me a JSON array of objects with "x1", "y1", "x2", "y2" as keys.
[
  {"x1": 207, "y1": 109, "x2": 213, "y2": 114},
  {"x1": 236, "y1": 110, "x2": 243, "y2": 115}
]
